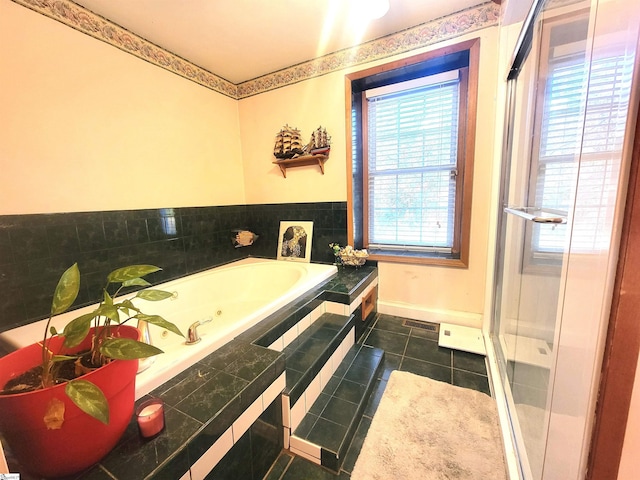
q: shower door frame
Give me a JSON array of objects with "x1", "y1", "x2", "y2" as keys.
[{"x1": 587, "y1": 102, "x2": 640, "y2": 479}]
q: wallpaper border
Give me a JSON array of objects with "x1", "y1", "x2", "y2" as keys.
[{"x1": 11, "y1": 0, "x2": 500, "y2": 99}]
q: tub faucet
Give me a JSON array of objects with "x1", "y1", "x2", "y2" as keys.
[
  {"x1": 186, "y1": 317, "x2": 213, "y2": 345},
  {"x1": 136, "y1": 318, "x2": 156, "y2": 373}
]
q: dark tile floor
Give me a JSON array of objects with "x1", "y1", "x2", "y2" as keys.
[{"x1": 263, "y1": 313, "x2": 491, "y2": 480}]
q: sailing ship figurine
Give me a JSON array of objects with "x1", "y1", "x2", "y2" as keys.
[
  {"x1": 273, "y1": 124, "x2": 305, "y2": 159},
  {"x1": 272, "y1": 124, "x2": 331, "y2": 177},
  {"x1": 308, "y1": 126, "x2": 331, "y2": 155}
]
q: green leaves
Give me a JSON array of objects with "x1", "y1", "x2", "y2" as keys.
[
  {"x1": 123, "y1": 277, "x2": 151, "y2": 288},
  {"x1": 65, "y1": 380, "x2": 109, "y2": 425},
  {"x1": 94, "y1": 304, "x2": 120, "y2": 324},
  {"x1": 136, "y1": 289, "x2": 174, "y2": 301},
  {"x1": 100, "y1": 338, "x2": 164, "y2": 359},
  {"x1": 38, "y1": 262, "x2": 185, "y2": 426},
  {"x1": 62, "y1": 312, "x2": 94, "y2": 348},
  {"x1": 51, "y1": 263, "x2": 80, "y2": 316},
  {"x1": 136, "y1": 313, "x2": 184, "y2": 338},
  {"x1": 107, "y1": 265, "x2": 161, "y2": 284}
]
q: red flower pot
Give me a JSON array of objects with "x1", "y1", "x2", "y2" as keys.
[{"x1": 0, "y1": 325, "x2": 139, "y2": 478}]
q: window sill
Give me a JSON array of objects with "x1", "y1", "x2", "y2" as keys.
[{"x1": 368, "y1": 249, "x2": 468, "y2": 268}]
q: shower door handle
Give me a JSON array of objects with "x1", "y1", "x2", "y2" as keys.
[{"x1": 504, "y1": 207, "x2": 567, "y2": 224}]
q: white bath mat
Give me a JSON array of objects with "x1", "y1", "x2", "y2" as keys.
[{"x1": 351, "y1": 371, "x2": 506, "y2": 480}]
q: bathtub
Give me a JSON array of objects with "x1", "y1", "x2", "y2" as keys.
[{"x1": 0, "y1": 258, "x2": 337, "y2": 399}]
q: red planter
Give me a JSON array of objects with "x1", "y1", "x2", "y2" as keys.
[{"x1": 0, "y1": 326, "x2": 139, "y2": 478}]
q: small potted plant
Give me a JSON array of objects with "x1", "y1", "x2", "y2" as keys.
[{"x1": 0, "y1": 263, "x2": 184, "y2": 478}]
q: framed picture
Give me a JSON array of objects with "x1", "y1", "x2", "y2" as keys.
[{"x1": 277, "y1": 221, "x2": 313, "y2": 262}]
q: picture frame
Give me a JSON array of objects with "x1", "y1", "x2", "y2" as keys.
[{"x1": 277, "y1": 221, "x2": 313, "y2": 262}]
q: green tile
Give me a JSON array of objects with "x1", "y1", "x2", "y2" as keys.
[
  {"x1": 363, "y1": 378, "x2": 387, "y2": 418},
  {"x1": 320, "y1": 396, "x2": 359, "y2": 427},
  {"x1": 287, "y1": 350, "x2": 317, "y2": 373},
  {"x1": 100, "y1": 406, "x2": 200, "y2": 479},
  {"x1": 452, "y1": 350, "x2": 487, "y2": 375},
  {"x1": 264, "y1": 452, "x2": 294, "y2": 480},
  {"x1": 404, "y1": 335, "x2": 452, "y2": 367},
  {"x1": 175, "y1": 371, "x2": 247, "y2": 423},
  {"x1": 400, "y1": 357, "x2": 451, "y2": 383},
  {"x1": 294, "y1": 412, "x2": 319, "y2": 438},
  {"x1": 341, "y1": 416, "x2": 372, "y2": 474},
  {"x1": 285, "y1": 369, "x2": 304, "y2": 391},
  {"x1": 343, "y1": 364, "x2": 375, "y2": 385},
  {"x1": 351, "y1": 346, "x2": 383, "y2": 371},
  {"x1": 333, "y1": 349, "x2": 358, "y2": 377},
  {"x1": 282, "y1": 456, "x2": 340, "y2": 480},
  {"x1": 378, "y1": 353, "x2": 401, "y2": 380},
  {"x1": 453, "y1": 369, "x2": 491, "y2": 395},
  {"x1": 307, "y1": 417, "x2": 348, "y2": 453},
  {"x1": 323, "y1": 375, "x2": 341, "y2": 395},
  {"x1": 309, "y1": 393, "x2": 332, "y2": 416},
  {"x1": 372, "y1": 314, "x2": 412, "y2": 334},
  {"x1": 333, "y1": 379, "x2": 367, "y2": 405},
  {"x1": 363, "y1": 329, "x2": 408, "y2": 356}
]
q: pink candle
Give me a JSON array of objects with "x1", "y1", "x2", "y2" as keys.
[{"x1": 136, "y1": 399, "x2": 165, "y2": 438}]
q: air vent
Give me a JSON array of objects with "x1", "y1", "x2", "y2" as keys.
[{"x1": 402, "y1": 319, "x2": 439, "y2": 332}]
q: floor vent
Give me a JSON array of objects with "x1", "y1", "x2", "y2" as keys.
[{"x1": 402, "y1": 319, "x2": 439, "y2": 332}]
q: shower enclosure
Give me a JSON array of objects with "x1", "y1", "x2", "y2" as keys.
[{"x1": 490, "y1": 0, "x2": 639, "y2": 478}]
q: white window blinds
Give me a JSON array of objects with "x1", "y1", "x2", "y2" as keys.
[
  {"x1": 366, "y1": 75, "x2": 460, "y2": 251},
  {"x1": 533, "y1": 49, "x2": 634, "y2": 254}
]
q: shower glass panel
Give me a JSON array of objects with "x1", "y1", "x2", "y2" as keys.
[
  {"x1": 493, "y1": 1, "x2": 590, "y2": 478},
  {"x1": 492, "y1": 0, "x2": 638, "y2": 478}
]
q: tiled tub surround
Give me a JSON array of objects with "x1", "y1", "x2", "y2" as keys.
[
  {"x1": 3, "y1": 264, "x2": 378, "y2": 479},
  {"x1": 0, "y1": 202, "x2": 348, "y2": 333},
  {"x1": 0, "y1": 258, "x2": 338, "y2": 399},
  {"x1": 253, "y1": 273, "x2": 379, "y2": 472}
]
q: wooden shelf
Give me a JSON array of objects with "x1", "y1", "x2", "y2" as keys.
[
  {"x1": 362, "y1": 286, "x2": 377, "y2": 321},
  {"x1": 273, "y1": 154, "x2": 328, "y2": 178}
]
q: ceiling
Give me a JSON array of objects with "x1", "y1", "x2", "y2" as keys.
[{"x1": 72, "y1": 0, "x2": 485, "y2": 84}]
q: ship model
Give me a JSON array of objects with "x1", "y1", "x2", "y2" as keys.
[
  {"x1": 272, "y1": 125, "x2": 331, "y2": 177},
  {"x1": 273, "y1": 125, "x2": 331, "y2": 160},
  {"x1": 273, "y1": 124, "x2": 305, "y2": 159},
  {"x1": 308, "y1": 126, "x2": 331, "y2": 155}
]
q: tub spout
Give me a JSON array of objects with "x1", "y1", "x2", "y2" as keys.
[
  {"x1": 137, "y1": 319, "x2": 156, "y2": 373},
  {"x1": 186, "y1": 317, "x2": 213, "y2": 345}
]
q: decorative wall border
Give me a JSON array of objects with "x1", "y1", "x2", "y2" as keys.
[
  {"x1": 12, "y1": 0, "x2": 499, "y2": 100},
  {"x1": 12, "y1": 0, "x2": 238, "y2": 98},
  {"x1": 237, "y1": 3, "x2": 500, "y2": 98}
]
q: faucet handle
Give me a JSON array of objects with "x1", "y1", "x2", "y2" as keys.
[{"x1": 185, "y1": 317, "x2": 213, "y2": 345}]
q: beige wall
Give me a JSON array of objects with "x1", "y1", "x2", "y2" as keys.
[
  {"x1": 0, "y1": 0, "x2": 245, "y2": 215},
  {"x1": 239, "y1": 28, "x2": 500, "y2": 323},
  {"x1": 239, "y1": 72, "x2": 348, "y2": 203}
]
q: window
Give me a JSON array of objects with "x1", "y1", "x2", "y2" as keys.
[{"x1": 346, "y1": 39, "x2": 479, "y2": 266}]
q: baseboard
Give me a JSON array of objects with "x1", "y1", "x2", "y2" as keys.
[{"x1": 377, "y1": 300, "x2": 482, "y2": 329}]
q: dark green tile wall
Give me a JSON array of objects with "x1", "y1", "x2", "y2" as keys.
[{"x1": 0, "y1": 202, "x2": 347, "y2": 333}]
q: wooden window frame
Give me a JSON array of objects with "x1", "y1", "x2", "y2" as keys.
[{"x1": 345, "y1": 38, "x2": 480, "y2": 267}]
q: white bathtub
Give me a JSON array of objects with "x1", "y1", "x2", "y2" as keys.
[{"x1": 0, "y1": 258, "x2": 337, "y2": 399}]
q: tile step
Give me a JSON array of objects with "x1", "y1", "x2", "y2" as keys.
[
  {"x1": 289, "y1": 344, "x2": 385, "y2": 472},
  {"x1": 283, "y1": 312, "x2": 355, "y2": 406}
]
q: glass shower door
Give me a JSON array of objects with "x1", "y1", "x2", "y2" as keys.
[
  {"x1": 492, "y1": 0, "x2": 638, "y2": 478},
  {"x1": 492, "y1": 2, "x2": 590, "y2": 478}
]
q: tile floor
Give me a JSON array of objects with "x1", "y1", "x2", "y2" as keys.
[{"x1": 263, "y1": 313, "x2": 491, "y2": 480}]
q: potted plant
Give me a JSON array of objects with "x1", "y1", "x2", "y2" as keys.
[{"x1": 0, "y1": 263, "x2": 184, "y2": 478}]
